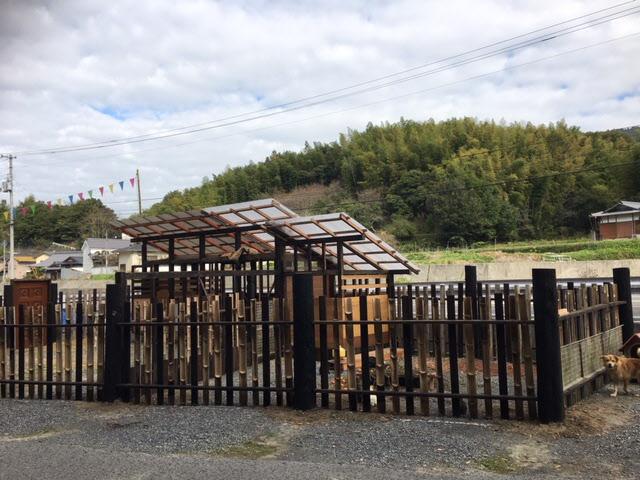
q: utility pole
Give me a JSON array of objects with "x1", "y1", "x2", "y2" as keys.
[
  {"x1": 0, "y1": 154, "x2": 15, "y2": 280},
  {"x1": 136, "y1": 168, "x2": 142, "y2": 215}
]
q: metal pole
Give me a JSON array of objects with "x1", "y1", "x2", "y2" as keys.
[
  {"x1": 1, "y1": 154, "x2": 15, "y2": 280},
  {"x1": 136, "y1": 168, "x2": 142, "y2": 215}
]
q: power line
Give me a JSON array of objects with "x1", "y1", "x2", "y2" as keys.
[
  {"x1": 13, "y1": 0, "x2": 637, "y2": 154},
  {"x1": 15, "y1": 29, "x2": 640, "y2": 170},
  {"x1": 10, "y1": 3, "x2": 640, "y2": 157}
]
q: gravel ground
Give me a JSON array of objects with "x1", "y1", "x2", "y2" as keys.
[{"x1": 0, "y1": 385, "x2": 639, "y2": 479}]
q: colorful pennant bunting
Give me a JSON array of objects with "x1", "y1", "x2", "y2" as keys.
[
  {"x1": 99, "y1": 186, "x2": 104, "y2": 196},
  {"x1": 69, "y1": 194, "x2": 74, "y2": 204},
  {"x1": 118, "y1": 181, "x2": 124, "y2": 191},
  {"x1": 3, "y1": 211, "x2": 8, "y2": 221},
  {"x1": 78, "y1": 192, "x2": 84, "y2": 201},
  {"x1": 130, "y1": 177, "x2": 135, "y2": 188},
  {"x1": 109, "y1": 184, "x2": 114, "y2": 193}
]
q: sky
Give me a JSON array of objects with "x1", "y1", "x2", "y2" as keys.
[{"x1": 0, "y1": 0, "x2": 638, "y2": 217}]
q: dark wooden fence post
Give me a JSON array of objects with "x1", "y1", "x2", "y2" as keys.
[
  {"x1": 532, "y1": 268, "x2": 564, "y2": 423},
  {"x1": 613, "y1": 267, "x2": 634, "y2": 343},
  {"x1": 293, "y1": 273, "x2": 315, "y2": 410},
  {"x1": 103, "y1": 283, "x2": 124, "y2": 402}
]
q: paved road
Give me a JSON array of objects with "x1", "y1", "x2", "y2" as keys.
[{"x1": 0, "y1": 389, "x2": 638, "y2": 480}]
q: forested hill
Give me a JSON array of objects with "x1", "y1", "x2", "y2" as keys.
[{"x1": 146, "y1": 118, "x2": 640, "y2": 246}]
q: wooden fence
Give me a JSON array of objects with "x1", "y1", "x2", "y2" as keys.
[{"x1": 0, "y1": 267, "x2": 634, "y2": 424}]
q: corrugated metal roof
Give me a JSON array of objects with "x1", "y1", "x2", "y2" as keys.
[{"x1": 84, "y1": 238, "x2": 131, "y2": 250}]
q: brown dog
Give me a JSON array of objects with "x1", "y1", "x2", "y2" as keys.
[{"x1": 601, "y1": 354, "x2": 640, "y2": 397}]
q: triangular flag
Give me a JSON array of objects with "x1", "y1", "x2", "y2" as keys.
[
  {"x1": 108, "y1": 184, "x2": 114, "y2": 193},
  {"x1": 47, "y1": 201, "x2": 52, "y2": 209},
  {"x1": 30, "y1": 205, "x2": 36, "y2": 215},
  {"x1": 78, "y1": 192, "x2": 84, "y2": 201},
  {"x1": 69, "y1": 194, "x2": 74, "y2": 204},
  {"x1": 88, "y1": 190, "x2": 93, "y2": 198},
  {"x1": 118, "y1": 181, "x2": 124, "y2": 191},
  {"x1": 99, "y1": 186, "x2": 104, "y2": 196},
  {"x1": 129, "y1": 177, "x2": 135, "y2": 188},
  {"x1": 20, "y1": 207, "x2": 28, "y2": 216},
  {"x1": 57, "y1": 198, "x2": 62, "y2": 206},
  {"x1": 3, "y1": 211, "x2": 8, "y2": 221},
  {"x1": 12, "y1": 207, "x2": 17, "y2": 217}
]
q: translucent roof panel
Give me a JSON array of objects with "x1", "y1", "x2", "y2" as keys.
[
  {"x1": 266, "y1": 213, "x2": 419, "y2": 273},
  {"x1": 112, "y1": 199, "x2": 418, "y2": 273}
]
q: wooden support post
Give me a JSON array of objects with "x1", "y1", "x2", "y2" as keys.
[
  {"x1": 168, "y1": 238, "x2": 175, "y2": 299},
  {"x1": 234, "y1": 231, "x2": 242, "y2": 296},
  {"x1": 613, "y1": 268, "x2": 634, "y2": 343},
  {"x1": 359, "y1": 294, "x2": 371, "y2": 413},
  {"x1": 293, "y1": 274, "x2": 315, "y2": 410},
  {"x1": 155, "y1": 302, "x2": 165, "y2": 405},
  {"x1": 190, "y1": 301, "x2": 199, "y2": 405},
  {"x1": 75, "y1": 290, "x2": 83, "y2": 400},
  {"x1": 337, "y1": 241, "x2": 343, "y2": 298},
  {"x1": 532, "y1": 269, "x2": 564, "y2": 423},
  {"x1": 402, "y1": 293, "x2": 414, "y2": 415},
  {"x1": 103, "y1": 283, "x2": 124, "y2": 402},
  {"x1": 465, "y1": 265, "x2": 482, "y2": 358}
]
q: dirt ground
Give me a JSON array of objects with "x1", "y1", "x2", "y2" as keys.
[{"x1": 0, "y1": 385, "x2": 639, "y2": 479}]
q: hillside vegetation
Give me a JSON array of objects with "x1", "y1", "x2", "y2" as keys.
[
  {"x1": 145, "y1": 118, "x2": 640, "y2": 247},
  {"x1": 405, "y1": 237, "x2": 640, "y2": 264}
]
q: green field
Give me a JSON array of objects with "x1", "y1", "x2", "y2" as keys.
[{"x1": 404, "y1": 237, "x2": 640, "y2": 265}]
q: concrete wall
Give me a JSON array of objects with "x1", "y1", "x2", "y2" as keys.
[{"x1": 405, "y1": 259, "x2": 640, "y2": 283}]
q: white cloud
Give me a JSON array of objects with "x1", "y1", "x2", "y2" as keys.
[{"x1": 0, "y1": 0, "x2": 638, "y2": 216}]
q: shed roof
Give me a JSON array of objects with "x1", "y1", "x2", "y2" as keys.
[
  {"x1": 591, "y1": 200, "x2": 640, "y2": 218},
  {"x1": 83, "y1": 238, "x2": 131, "y2": 250},
  {"x1": 111, "y1": 198, "x2": 418, "y2": 273}
]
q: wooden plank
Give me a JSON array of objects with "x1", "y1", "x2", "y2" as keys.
[
  {"x1": 447, "y1": 287, "x2": 462, "y2": 416},
  {"x1": 167, "y1": 301, "x2": 176, "y2": 405},
  {"x1": 416, "y1": 294, "x2": 430, "y2": 416},
  {"x1": 200, "y1": 300, "x2": 210, "y2": 406},
  {"x1": 333, "y1": 297, "x2": 342, "y2": 410},
  {"x1": 260, "y1": 295, "x2": 269, "y2": 407},
  {"x1": 133, "y1": 303, "x2": 142, "y2": 404},
  {"x1": 27, "y1": 307, "x2": 34, "y2": 399},
  {"x1": 274, "y1": 298, "x2": 283, "y2": 406},
  {"x1": 75, "y1": 294, "x2": 83, "y2": 400},
  {"x1": 0, "y1": 308, "x2": 5, "y2": 398},
  {"x1": 494, "y1": 291, "x2": 509, "y2": 419},
  {"x1": 463, "y1": 297, "x2": 478, "y2": 418},
  {"x1": 389, "y1": 297, "x2": 400, "y2": 414},
  {"x1": 319, "y1": 296, "x2": 329, "y2": 408},
  {"x1": 373, "y1": 297, "x2": 386, "y2": 413},
  {"x1": 250, "y1": 299, "x2": 259, "y2": 406},
  {"x1": 238, "y1": 298, "x2": 248, "y2": 406},
  {"x1": 480, "y1": 295, "x2": 492, "y2": 419},
  {"x1": 345, "y1": 297, "x2": 357, "y2": 411},
  {"x1": 179, "y1": 303, "x2": 187, "y2": 405},
  {"x1": 214, "y1": 298, "x2": 223, "y2": 405},
  {"x1": 64, "y1": 303, "x2": 72, "y2": 400},
  {"x1": 55, "y1": 305, "x2": 62, "y2": 399},
  {"x1": 434, "y1": 285, "x2": 445, "y2": 415},
  {"x1": 509, "y1": 294, "x2": 524, "y2": 420},
  {"x1": 86, "y1": 302, "x2": 95, "y2": 402},
  {"x1": 519, "y1": 289, "x2": 537, "y2": 420},
  {"x1": 283, "y1": 299, "x2": 293, "y2": 407},
  {"x1": 402, "y1": 294, "x2": 414, "y2": 416}
]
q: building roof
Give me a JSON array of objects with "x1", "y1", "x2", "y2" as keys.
[
  {"x1": 83, "y1": 238, "x2": 131, "y2": 250},
  {"x1": 111, "y1": 198, "x2": 419, "y2": 274},
  {"x1": 35, "y1": 251, "x2": 83, "y2": 269},
  {"x1": 591, "y1": 200, "x2": 640, "y2": 218}
]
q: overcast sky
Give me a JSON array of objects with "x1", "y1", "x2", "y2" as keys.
[{"x1": 0, "y1": 0, "x2": 638, "y2": 216}]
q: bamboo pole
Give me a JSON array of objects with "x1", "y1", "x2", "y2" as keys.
[
  {"x1": 0, "y1": 307, "x2": 5, "y2": 398},
  {"x1": 55, "y1": 304, "x2": 62, "y2": 399},
  {"x1": 213, "y1": 297, "x2": 222, "y2": 405},
  {"x1": 345, "y1": 297, "x2": 357, "y2": 411},
  {"x1": 64, "y1": 302, "x2": 72, "y2": 400},
  {"x1": 389, "y1": 297, "x2": 400, "y2": 414},
  {"x1": 519, "y1": 290, "x2": 536, "y2": 420},
  {"x1": 238, "y1": 298, "x2": 248, "y2": 406},
  {"x1": 416, "y1": 294, "x2": 430, "y2": 416},
  {"x1": 251, "y1": 298, "x2": 259, "y2": 406},
  {"x1": 27, "y1": 307, "x2": 34, "y2": 399},
  {"x1": 373, "y1": 297, "x2": 385, "y2": 412},
  {"x1": 283, "y1": 298, "x2": 293, "y2": 406},
  {"x1": 201, "y1": 300, "x2": 210, "y2": 405},
  {"x1": 86, "y1": 302, "x2": 94, "y2": 402},
  {"x1": 463, "y1": 297, "x2": 477, "y2": 418},
  {"x1": 96, "y1": 302, "x2": 104, "y2": 397},
  {"x1": 36, "y1": 306, "x2": 44, "y2": 399},
  {"x1": 179, "y1": 303, "x2": 187, "y2": 405}
]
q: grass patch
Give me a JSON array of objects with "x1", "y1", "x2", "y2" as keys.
[
  {"x1": 403, "y1": 238, "x2": 640, "y2": 265},
  {"x1": 476, "y1": 454, "x2": 519, "y2": 474},
  {"x1": 215, "y1": 439, "x2": 278, "y2": 459},
  {"x1": 90, "y1": 273, "x2": 115, "y2": 280}
]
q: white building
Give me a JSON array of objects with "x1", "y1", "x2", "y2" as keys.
[{"x1": 82, "y1": 238, "x2": 131, "y2": 274}]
